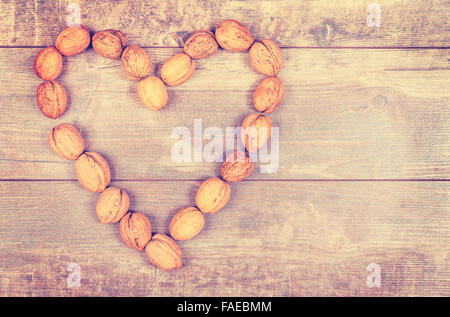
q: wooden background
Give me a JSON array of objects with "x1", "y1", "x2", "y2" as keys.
[{"x1": 0, "y1": 0, "x2": 449, "y2": 296}]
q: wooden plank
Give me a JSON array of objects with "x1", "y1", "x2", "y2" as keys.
[
  {"x1": 0, "y1": 180, "x2": 448, "y2": 296},
  {"x1": 1, "y1": 48, "x2": 449, "y2": 180},
  {"x1": 0, "y1": 0, "x2": 449, "y2": 47}
]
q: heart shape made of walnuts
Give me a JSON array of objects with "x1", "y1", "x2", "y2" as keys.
[{"x1": 34, "y1": 20, "x2": 285, "y2": 271}]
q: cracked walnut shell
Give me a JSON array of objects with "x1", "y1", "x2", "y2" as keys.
[
  {"x1": 145, "y1": 234, "x2": 183, "y2": 271},
  {"x1": 92, "y1": 29, "x2": 127, "y2": 59},
  {"x1": 170, "y1": 206, "x2": 205, "y2": 241},
  {"x1": 221, "y1": 150, "x2": 255, "y2": 182},
  {"x1": 215, "y1": 19, "x2": 254, "y2": 52},
  {"x1": 33, "y1": 46, "x2": 63, "y2": 80},
  {"x1": 195, "y1": 177, "x2": 231, "y2": 214},
  {"x1": 36, "y1": 80, "x2": 67, "y2": 119},
  {"x1": 96, "y1": 187, "x2": 130, "y2": 224},
  {"x1": 183, "y1": 31, "x2": 218, "y2": 59},
  {"x1": 48, "y1": 123, "x2": 85, "y2": 160},
  {"x1": 253, "y1": 76, "x2": 285, "y2": 114},
  {"x1": 249, "y1": 39, "x2": 284, "y2": 76},
  {"x1": 55, "y1": 25, "x2": 90, "y2": 56},
  {"x1": 120, "y1": 212, "x2": 152, "y2": 251},
  {"x1": 75, "y1": 152, "x2": 111, "y2": 192},
  {"x1": 121, "y1": 45, "x2": 152, "y2": 81}
]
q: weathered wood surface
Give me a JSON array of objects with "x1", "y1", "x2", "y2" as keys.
[
  {"x1": 0, "y1": 181, "x2": 448, "y2": 296},
  {"x1": 0, "y1": 0, "x2": 449, "y2": 47},
  {"x1": 1, "y1": 48, "x2": 449, "y2": 180},
  {"x1": 1, "y1": 0, "x2": 449, "y2": 298}
]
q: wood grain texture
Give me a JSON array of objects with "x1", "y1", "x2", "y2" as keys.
[
  {"x1": 1, "y1": 0, "x2": 449, "y2": 298},
  {"x1": 0, "y1": 180, "x2": 448, "y2": 296},
  {"x1": 0, "y1": 48, "x2": 449, "y2": 180},
  {"x1": 0, "y1": 0, "x2": 449, "y2": 47}
]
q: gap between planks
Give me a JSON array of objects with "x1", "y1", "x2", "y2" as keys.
[
  {"x1": 1, "y1": 46, "x2": 450, "y2": 49},
  {"x1": 1, "y1": 179, "x2": 449, "y2": 182}
]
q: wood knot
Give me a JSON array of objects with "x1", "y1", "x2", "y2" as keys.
[
  {"x1": 174, "y1": 31, "x2": 191, "y2": 46},
  {"x1": 371, "y1": 95, "x2": 387, "y2": 109},
  {"x1": 310, "y1": 21, "x2": 335, "y2": 46}
]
